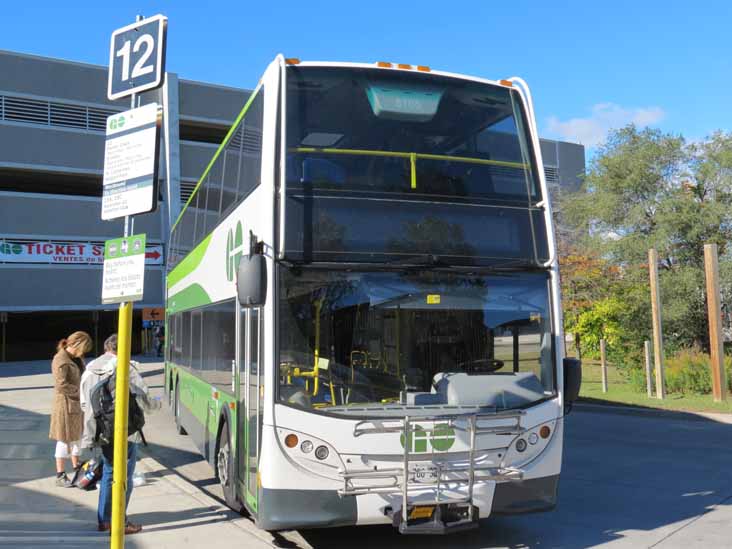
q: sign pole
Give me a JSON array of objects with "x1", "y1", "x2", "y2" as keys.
[
  {"x1": 110, "y1": 72, "x2": 140, "y2": 549},
  {"x1": 105, "y1": 14, "x2": 165, "y2": 547}
]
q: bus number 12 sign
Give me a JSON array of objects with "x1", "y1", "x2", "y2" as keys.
[{"x1": 108, "y1": 14, "x2": 167, "y2": 100}]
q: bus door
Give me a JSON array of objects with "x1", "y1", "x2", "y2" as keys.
[{"x1": 237, "y1": 306, "x2": 263, "y2": 512}]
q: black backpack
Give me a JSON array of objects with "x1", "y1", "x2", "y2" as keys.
[{"x1": 90, "y1": 371, "x2": 146, "y2": 452}]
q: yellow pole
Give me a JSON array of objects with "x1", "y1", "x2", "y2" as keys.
[
  {"x1": 312, "y1": 300, "x2": 323, "y2": 396},
  {"x1": 110, "y1": 301, "x2": 132, "y2": 549}
]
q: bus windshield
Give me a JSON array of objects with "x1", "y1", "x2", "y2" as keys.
[
  {"x1": 278, "y1": 267, "x2": 555, "y2": 415},
  {"x1": 284, "y1": 66, "x2": 548, "y2": 265},
  {"x1": 287, "y1": 66, "x2": 540, "y2": 202}
]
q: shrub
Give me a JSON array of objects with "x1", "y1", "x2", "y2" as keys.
[
  {"x1": 627, "y1": 365, "x2": 651, "y2": 393},
  {"x1": 625, "y1": 349, "x2": 732, "y2": 395},
  {"x1": 664, "y1": 349, "x2": 732, "y2": 395}
]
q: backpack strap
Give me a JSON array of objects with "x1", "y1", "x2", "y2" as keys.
[{"x1": 139, "y1": 429, "x2": 148, "y2": 447}]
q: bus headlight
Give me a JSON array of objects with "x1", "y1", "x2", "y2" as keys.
[
  {"x1": 502, "y1": 420, "x2": 557, "y2": 469},
  {"x1": 277, "y1": 428, "x2": 344, "y2": 480}
]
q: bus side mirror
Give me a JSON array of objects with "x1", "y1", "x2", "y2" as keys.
[
  {"x1": 563, "y1": 357, "x2": 582, "y2": 403},
  {"x1": 236, "y1": 254, "x2": 267, "y2": 306}
]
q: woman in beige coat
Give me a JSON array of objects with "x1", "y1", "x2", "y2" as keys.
[{"x1": 49, "y1": 331, "x2": 92, "y2": 487}]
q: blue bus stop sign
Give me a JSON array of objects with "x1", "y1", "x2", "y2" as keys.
[{"x1": 108, "y1": 14, "x2": 167, "y2": 101}]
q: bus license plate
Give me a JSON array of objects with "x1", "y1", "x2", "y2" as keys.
[{"x1": 410, "y1": 465, "x2": 439, "y2": 484}]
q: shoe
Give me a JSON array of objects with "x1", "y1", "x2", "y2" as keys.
[
  {"x1": 98, "y1": 522, "x2": 110, "y2": 532},
  {"x1": 55, "y1": 473, "x2": 72, "y2": 487},
  {"x1": 125, "y1": 522, "x2": 142, "y2": 535}
]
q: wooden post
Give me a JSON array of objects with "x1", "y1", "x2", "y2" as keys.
[
  {"x1": 704, "y1": 243, "x2": 727, "y2": 402},
  {"x1": 648, "y1": 249, "x2": 666, "y2": 399},
  {"x1": 600, "y1": 338, "x2": 608, "y2": 393},
  {"x1": 644, "y1": 340, "x2": 653, "y2": 398}
]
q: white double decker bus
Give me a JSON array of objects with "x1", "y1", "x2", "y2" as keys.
[{"x1": 165, "y1": 55, "x2": 581, "y2": 534}]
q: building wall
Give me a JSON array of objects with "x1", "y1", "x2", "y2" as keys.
[{"x1": 0, "y1": 50, "x2": 245, "y2": 360}]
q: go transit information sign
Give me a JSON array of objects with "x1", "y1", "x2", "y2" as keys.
[
  {"x1": 102, "y1": 103, "x2": 161, "y2": 220},
  {"x1": 102, "y1": 234, "x2": 146, "y2": 304}
]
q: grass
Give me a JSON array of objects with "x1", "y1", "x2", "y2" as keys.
[{"x1": 579, "y1": 360, "x2": 732, "y2": 415}]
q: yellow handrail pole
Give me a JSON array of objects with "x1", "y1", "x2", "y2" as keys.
[
  {"x1": 410, "y1": 153, "x2": 417, "y2": 189},
  {"x1": 313, "y1": 299, "x2": 323, "y2": 396},
  {"x1": 396, "y1": 305, "x2": 401, "y2": 379},
  {"x1": 110, "y1": 301, "x2": 133, "y2": 549}
]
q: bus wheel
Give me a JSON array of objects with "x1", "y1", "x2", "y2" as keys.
[
  {"x1": 217, "y1": 421, "x2": 243, "y2": 513},
  {"x1": 174, "y1": 382, "x2": 187, "y2": 435}
]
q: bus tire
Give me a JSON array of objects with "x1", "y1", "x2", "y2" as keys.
[
  {"x1": 216, "y1": 419, "x2": 243, "y2": 513},
  {"x1": 174, "y1": 381, "x2": 187, "y2": 435}
]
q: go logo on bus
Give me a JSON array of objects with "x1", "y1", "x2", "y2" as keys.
[
  {"x1": 400, "y1": 423, "x2": 455, "y2": 452},
  {"x1": 226, "y1": 221, "x2": 243, "y2": 281}
]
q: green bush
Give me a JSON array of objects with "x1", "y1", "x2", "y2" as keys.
[
  {"x1": 664, "y1": 349, "x2": 732, "y2": 395},
  {"x1": 625, "y1": 349, "x2": 732, "y2": 395},
  {"x1": 627, "y1": 366, "x2": 650, "y2": 393}
]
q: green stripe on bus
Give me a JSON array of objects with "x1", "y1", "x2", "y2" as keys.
[
  {"x1": 167, "y1": 234, "x2": 213, "y2": 289},
  {"x1": 167, "y1": 283, "x2": 212, "y2": 314},
  {"x1": 171, "y1": 85, "x2": 264, "y2": 234}
]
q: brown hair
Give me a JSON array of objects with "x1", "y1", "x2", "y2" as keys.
[{"x1": 56, "y1": 331, "x2": 93, "y2": 355}]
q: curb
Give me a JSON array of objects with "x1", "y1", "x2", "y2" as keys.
[
  {"x1": 135, "y1": 449, "x2": 284, "y2": 548},
  {"x1": 573, "y1": 401, "x2": 732, "y2": 424}
]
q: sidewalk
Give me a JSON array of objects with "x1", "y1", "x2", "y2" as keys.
[{"x1": 0, "y1": 359, "x2": 277, "y2": 549}]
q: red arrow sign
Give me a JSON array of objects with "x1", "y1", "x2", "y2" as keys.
[{"x1": 145, "y1": 250, "x2": 161, "y2": 260}]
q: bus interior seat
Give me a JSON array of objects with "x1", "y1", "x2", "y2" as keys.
[
  {"x1": 405, "y1": 392, "x2": 445, "y2": 405},
  {"x1": 432, "y1": 371, "x2": 545, "y2": 408},
  {"x1": 280, "y1": 384, "x2": 313, "y2": 409}
]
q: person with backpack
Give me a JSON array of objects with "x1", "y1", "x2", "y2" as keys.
[{"x1": 80, "y1": 334, "x2": 160, "y2": 535}]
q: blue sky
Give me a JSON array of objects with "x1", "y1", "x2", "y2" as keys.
[{"x1": 4, "y1": 1, "x2": 732, "y2": 149}]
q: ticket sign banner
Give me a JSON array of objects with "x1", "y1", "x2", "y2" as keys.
[
  {"x1": 0, "y1": 239, "x2": 163, "y2": 265},
  {"x1": 102, "y1": 234, "x2": 146, "y2": 304},
  {"x1": 102, "y1": 103, "x2": 161, "y2": 220}
]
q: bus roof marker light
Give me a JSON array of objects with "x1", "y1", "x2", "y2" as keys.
[
  {"x1": 376, "y1": 61, "x2": 393, "y2": 68},
  {"x1": 285, "y1": 434, "x2": 299, "y2": 448},
  {"x1": 417, "y1": 65, "x2": 431, "y2": 72},
  {"x1": 499, "y1": 79, "x2": 514, "y2": 87},
  {"x1": 397, "y1": 63, "x2": 412, "y2": 70},
  {"x1": 285, "y1": 58, "x2": 301, "y2": 65}
]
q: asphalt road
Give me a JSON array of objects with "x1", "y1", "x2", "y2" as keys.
[
  {"x1": 5, "y1": 359, "x2": 732, "y2": 548},
  {"x1": 134, "y1": 361, "x2": 732, "y2": 549}
]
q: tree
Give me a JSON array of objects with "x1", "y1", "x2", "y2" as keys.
[{"x1": 560, "y1": 126, "x2": 732, "y2": 356}]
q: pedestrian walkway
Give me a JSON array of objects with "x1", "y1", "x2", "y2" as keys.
[{"x1": 0, "y1": 359, "x2": 275, "y2": 549}]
